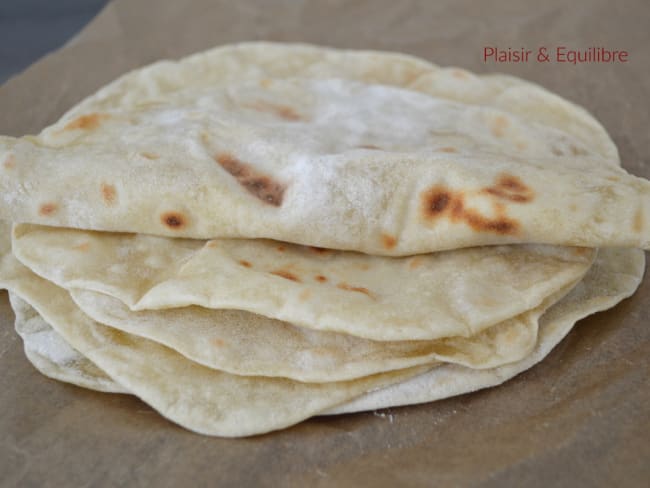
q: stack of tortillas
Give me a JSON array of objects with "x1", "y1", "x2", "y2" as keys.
[{"x1": 0, "y1": 43, "x2": 648, "y2": 437}]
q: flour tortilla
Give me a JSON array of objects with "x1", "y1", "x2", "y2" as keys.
[
  {"x1": 9, "y1": 292, "x2": 126, "y2": 393},
  {"x1": 330, "y1": 247, "x2": 645, "y2": 413},
  {"x1": 2, "y1": 43, "x2": 649, "y2": 254},
  {"x1": 0, "y1": 253, "x2": 432, "y2": 437},
  {"x1": 68, "y1": 282, "x2": 575, "y2": 381},
  {"x1": 12, "y1": 223, "x2": 594, "y2": 341},
  {"x1": 5, "y1": 247, "x2": 643, "y2": 428}
]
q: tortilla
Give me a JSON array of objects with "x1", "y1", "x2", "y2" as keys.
[
  {"x1": 330, "y1": 247, "x2": 645, "y2": 413},
  {"x1": 9, "y1": 292, "x2": 126, "y2": 393},
  {"x1": 13, "y1": 223, "x2": 594, "y2": 341},
  {"x1": 4, "y1": 247, "x2": 642, "y2": 432},
  {"x1": 2, "y1": 43, "x2": 649, "y2": 254},
  {"x1": 0, "y1": 253, "x2": 431, "y2": 437},
  {"x1": 68, "y1": 282, "x2": 575, "y2": 381}
]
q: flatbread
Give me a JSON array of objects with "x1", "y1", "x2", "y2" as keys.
[
  {"x1": 5, "y1": 247, "x2": 642, "y2": 430},
  {"x1": 13, "y1": 223, "x2": 594, "y2": 341},
  {"x1": 0, "y1": 251, "x2": 431, "y2": 437},
  {"x1": 330, "y1": 247, "x2": 645, "y2": 413},
  {"x1": 68, "y1": 283, "x2": 574, "y2": 381},
  {"x1": 9, "y1": 292, "x2": 126, "y2": 393},
  {"x1": 2, "y1": 43, "x2": 649, "y2": 254}
]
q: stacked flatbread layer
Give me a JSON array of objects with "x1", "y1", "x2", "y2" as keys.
[{"x1": 0, "y1": 43, "x2": 647, "y2": 437}]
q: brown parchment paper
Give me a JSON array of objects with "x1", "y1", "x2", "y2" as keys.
[{"x1": 1, "y1": 0, "x2": 648, "y2": 486}]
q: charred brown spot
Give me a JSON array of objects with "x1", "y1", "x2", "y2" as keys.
[
  {"x1": 39, "y1": 203, "x2": 57, "y2": 216},
  {"x1": 633, "y1": 207, "x2": 644, "y2": 233},
  {"x1": 337, "y1": 282, "x2": 374, "y2": 299},
  {"x1": 161, "y1": 212, "x2": 186, "y2": 230},
  {"x1": 438, "y1": 147, "x2": 457, "y2": 153},
  {"x1": 216, "y1": 153, "x2": 285, "y2": 206},
  {"x1": 381, "y1": 233, "x2": 397, "y2": 250},
  {"x1": 212, "y1": 338, "x2": 225, "y2": 348},
  {"x1": 408, "y1": 257, "x2": 423, "y2": 269},
  {"x1": 238, "y1": 260, "x2": 252, "y2": 268},
  {"x1": 421, "y1": 184, "x2": 519, "y2": 236},
  {"x1": 270, "y1": 270, "x2": 301, "y2": 282},
  {"x1": 245, "y1": 101, "x2": 303, "y2": 122},
  {"x1": 483, "y1": 174, "x2": 534, "y2": 203},
  {"x1": 422, "y1": 187, "x2": 452, "y2": 218},
  {"x1": 515, "y1": 141, "x2": 528, "y2": 151},
  {"x1": 357, "y1": 144, "x2": 382, "y2": 150},
  {"x1": 64, "y1": 113, "x2": 108, "y2": 131},
  {"x1": 3, "y1": 154, "x2": 15, "y2": 169},
  {"x1": 491, "y1": 115, "x2": 509, "y2": 138},
  {"x1": 100, "y1": 183, "x2": 117, "y2": 206},
  {"x1": 463, "y1": 209, "x2": 518, "y2": 235},
  {"x1": 276, "y1": 245, "x2": 286, "y2": 252},
  {"x1": 206, "y1": 240, "x2": 219, "y2": 248},
  {"x1": 357, "y1": 263, "x2": 370, "y2": 271},
  {"x1": 315, "y1": 275, "x2": 328, "y2": 283},
  {"x1": 140, "y1": 152, "x2": 160, "y2": 160}
]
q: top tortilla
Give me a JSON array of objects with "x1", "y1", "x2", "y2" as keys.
[{"x1": 1, "y1": 42, "x2": 649, "y2": 254}]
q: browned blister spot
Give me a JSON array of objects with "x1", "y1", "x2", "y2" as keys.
[
  {"x1": 245, "y1": 101, "x2": 303, "y2": 121},
  {"x1": 438, "y1": 147, "x2": 457, "y2": 153},
  {"x1": 39, "y1": 203, "x2": 57, "y2": 216},
  {"x1": 357, "y1": 263, "x2": 370, "y2": 271},
  {"x1": 259, "y1": 79, "x2": 272, "y2": 88},
  {"x1": 238, "y1": 260, "x2": 252, "y2": 268},
  {"x1": 337, "y1": 282, "x2": 374, "y2": 299},
  {"x1": 270, "y1": 270, "x2": 301, "y2": 282},
  {"x1": 469, "y1": 214, "x2": 518, "y2": 234},
  {"x1": 309, "y1": 246, "x2": 330, "y2": 255},
  {"x1": 421, "y1": 184, "x2": 519, "y2": 236},
  {"x1": 3, "y1": 154, "x2": 15, "y2": 170},
  {"x1": 491, "y1": 115, "x2": 509, "y2": 138},
  {"x1": 633, "y1": 207, "x2": 644, "y2": 233},
  {"x1": 381, "y1": 233, "x2": 397, "y2": 250},
  {"x1": 569, "y1": 203, "x2": 578, "y2": 212},
  {"x1": 483, "y1": 174, "x2": 534, "y2": 203},
  {"x1": 216, "y1": 153, "x2": 285, "y2": 206},
  {"x1": 606, "y1": 175, "x2": 620, "y2": 182},
  {"x1": 515, "y1": 141, "x2": 528, "y2": 151},
  {"x1": 299, "y1": 289, "x2": 312, "y2": 302},
  {"x1": 551, "y1": 147, "x2": 564, "y2": 156},
  {"x1": 276, "y1": 245, "x2": 286, "y2": 252},
  {"x1": 140, "y1": 152, "x2": 160, "y2": 160},
  {"x1": 63, "y1": 113, "x2": 108, "y2": 131},
  {"x1": 357, "y1": 144, "x2": 382, "y2": 150},
  {"x1": 72, "y1": 242, "x2": 90, "y2": 252},
  {"x1": 161, "y1": 212, "x2": 186, "y2": 230},
  {"x1": 100, "y1": 183, "x2": 117, "y2": 206},
  {"x1": 212, "y1": 338, "x2": 226, "y2": 348},
  {"x1": 206, "y1": 240, "x2": 219, "y2": 248},
  {"x1": 421, "y1": 186, "x2": 453, "y2": 219},
  {"x1": 408, "y1": 257, "x2": 423, "y2": 269},
  {"x1": 315, "y1": 274, "x2": 328, "y2": 283}
]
